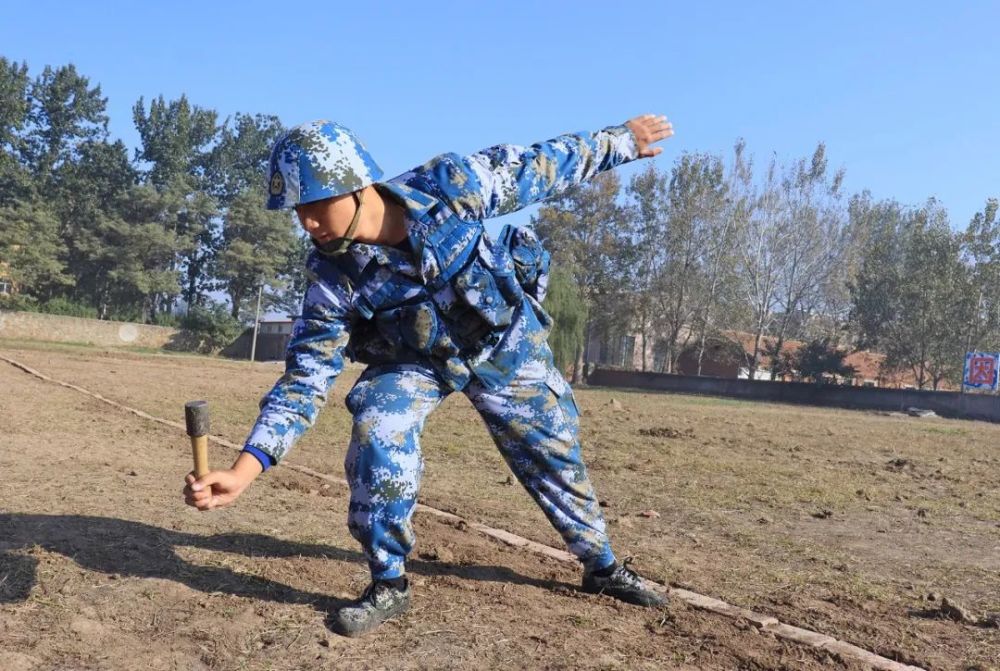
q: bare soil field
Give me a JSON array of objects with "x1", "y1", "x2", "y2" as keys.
[{"x1": 1, "y1": 341, "x2": 998, "y2": 670}]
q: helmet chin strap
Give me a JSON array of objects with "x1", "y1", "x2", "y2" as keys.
[{"x1": 327, "y1": 188, "x2": 366, "y2": 256}]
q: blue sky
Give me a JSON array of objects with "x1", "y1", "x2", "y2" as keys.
[{"x1": 4, "y1": 1, "x2": 998, "y2": 229}]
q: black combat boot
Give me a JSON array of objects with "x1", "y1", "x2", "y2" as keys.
[
  {"x1": 330, "y1": 578, "x2": 411, "y2": 637},
  {"x1": 581, "y1": 559, "x2": 668, "y2": 607}
]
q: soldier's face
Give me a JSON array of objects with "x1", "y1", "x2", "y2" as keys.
[{"x1": 295, "y1": 194, "x2": 356, "y2": 243}]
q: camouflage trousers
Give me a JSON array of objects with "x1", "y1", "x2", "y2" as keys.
[{"x1": 344, "y1": 350, "x2": 616, "y2": 579}]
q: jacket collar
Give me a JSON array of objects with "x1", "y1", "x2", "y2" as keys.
[{"x1": 319, "y1": 179, "x2": 443, "y2": 284}]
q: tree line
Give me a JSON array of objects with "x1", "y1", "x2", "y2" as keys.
[
  {"x1": 0, "y1": 57, "x2": 304, "y2": 336},
  {"x1": 536, "y1": 142, "x2": 1000, "y2": 390},
  {"x1": 3, "y1": 58, "x2": 997, "y2": 385}
]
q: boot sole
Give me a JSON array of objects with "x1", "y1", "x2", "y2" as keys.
[{"x1": 581, "y1": 585, "x2": 669, "y2": 608}]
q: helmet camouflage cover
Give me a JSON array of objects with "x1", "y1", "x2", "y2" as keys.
[{"x1": 266, "y1": 120, "x2": 384, "y2": 210}]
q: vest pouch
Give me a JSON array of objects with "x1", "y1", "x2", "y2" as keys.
[
  {"x1": 374, "y1": 301, "x2": 441, "y2": 357},
  {"x1": 451, "y1": 237, "x2": 520, "y2": 331},
  {"x1": 499, "y1": 224, "x2": 551, "y2": 302}
]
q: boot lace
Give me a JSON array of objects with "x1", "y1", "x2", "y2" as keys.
[{"x1": 614, "y1": 556, "x2": 645, "y2": 588}]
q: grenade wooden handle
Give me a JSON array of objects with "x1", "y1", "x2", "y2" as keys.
[{"x1": 185, "y1": 400, "x2": 210, "y2": 478}]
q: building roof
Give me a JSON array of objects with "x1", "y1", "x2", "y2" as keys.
[{"x1": 720, "y1": 330, "x2": 930, "y2": 388}]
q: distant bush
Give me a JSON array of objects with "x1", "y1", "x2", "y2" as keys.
[
  {"x1": 178, "y1": 304, "x2": 242, "y2": 354},
  {"x1": 14, "y1": 296, "x2": 97, "y2": 319},
  {"x1": 46, "y1": 299, "x2": 99, "y2": 319},
  {"x1": 151, "y1": 311, "x2": 180, "y2": 328},
  {"x1": 0, "y1": 293, "x2": 37, "y2": 313}
]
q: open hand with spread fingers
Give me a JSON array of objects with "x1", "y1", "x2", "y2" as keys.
[{"x1": 625, "y1": 114, "x2": 674, "y2": 158}]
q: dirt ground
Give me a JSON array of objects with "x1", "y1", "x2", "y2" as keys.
[{"x1": 1, "y1": 341, "x2": 998, "y2": 670}]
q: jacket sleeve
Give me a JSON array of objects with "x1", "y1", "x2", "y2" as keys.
[
  {"x1": 434, "y1": 124, "x2": 639, "y2": 221},
  {"x1": 242, "y1": 269, "x2": 354, "y2": 469}
]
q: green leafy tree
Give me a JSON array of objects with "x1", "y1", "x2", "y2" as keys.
[
  {"x1": 0, "y1": 200, "x2": 71, "y2": 304},
  {"x1": 215, "y1": 191, "x2": 300, "y2": 320},
  {"x1": 0, "y1": 57, "x2": 31, "y2": 204},
  {"x1": 132, "y1": 94, "x2": 217, "y2": 187},
  {"x1": 178, "y1": 302, "x2": 243, "y2": 354},
  {"x1": 59, "y1": 183, "x2": 185, "y2": 321},
  {"x1": 107, "y1": 185, "x2": 185, "y2": 321},
  {"x1": 851, "y1": 199, "x2": 972, "y2": 389},
  {"x1": 52, "y1": 140, "x2": 142, "y2": 316},
  {"x1": 132, "y1": 95, "x2": 223, "y2": 314},
  {"x1": 24, "y1": 64, "x2": 109, "y2": 183},
  {"x1": 791, "y1": 338, "x2": 857, "y2": 382},
  {"x1": 962, "y1": 198, "x2": 1000, "y2": 352},
  {"x1": 176, "y1": 187, "x2": 220, "y2": 312},
  {"x1": 544, "y1": 265, "x2": 588, "y2": 376},
  {"x1": 205, "y1": 113, "x2": 284, "y2": 207},
  {"x1": 532, "y1": 172, "x2": 633, "y2": 381}
]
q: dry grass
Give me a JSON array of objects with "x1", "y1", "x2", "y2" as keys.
[{"x1": 2, "y1": 341, "x2": 998, "y2": 669}]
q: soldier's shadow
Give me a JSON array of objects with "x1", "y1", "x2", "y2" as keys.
[{"x1": 0, "y1": 513, "x2": 572, "y2": 615}]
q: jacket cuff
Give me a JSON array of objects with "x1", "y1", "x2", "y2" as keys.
[
  {"x1": 242, "y1": 446, "x2": 276, "y2": 472},
  {"x1": 604, "y1": 124, "x2": 640, "y2": 161}
]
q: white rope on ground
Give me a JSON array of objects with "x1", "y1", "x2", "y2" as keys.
[{"x1": 0, "y1": 353, "x2": 926, "y2": 671}]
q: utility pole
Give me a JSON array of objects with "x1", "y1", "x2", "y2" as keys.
[{"x1": 249, "y1": 283, "x2": 263, "y2": 366}]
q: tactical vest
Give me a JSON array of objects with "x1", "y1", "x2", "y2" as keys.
[{"x1": 322, "y1": 220, "x2": 550, "y2": 389}]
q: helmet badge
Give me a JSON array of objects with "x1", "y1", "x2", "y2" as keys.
[{"x1": 269, "y1": 171, "x2": 285, "y2": 197}]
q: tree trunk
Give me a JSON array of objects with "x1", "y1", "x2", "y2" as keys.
[
  {"x1": 230, "y1": 289, "x2": 242, "y2": 320},
  {"x1": 571, "y1": 340, "x2": 583, "y2": 384},
  {"x1": 185, "y1": 265, "x2": 200, "y2": 314},
  {"x1": 582, "y1": 318, "x2": 595, "y2": 382},
  {"x1": 769, "y1": 334, "x2": 785, "y2": 381},
  {"x1": 639, "y1": 313, "x2": 648, "y2": 372},
  {"x1": 748, "y1": 329, "x2": 764, "y2": 380},
  {"x1": 696, "y1": 327, "x2": 707, "y2": 377}
]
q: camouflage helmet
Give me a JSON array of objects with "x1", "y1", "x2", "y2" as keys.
[{"x1": 266, "y1": 120, "x2": 383, "y2": 210}]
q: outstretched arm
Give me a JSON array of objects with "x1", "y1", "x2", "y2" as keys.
[
  {"x1": 439, "y1": 114, "x2": 673, "y2": 221},
  {"x1": 241, "y1": 275, "x2": 354, "y2": 469},
  {"x1": 184, "y1": 268, "x2": 354, "y2": 511}
]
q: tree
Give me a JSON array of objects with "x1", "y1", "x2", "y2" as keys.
[
  {"x1": 766, "y1": 143, "x2": 847, "y2": 379},
  {"x1": 791, "y1": 338, "x2": 857, "y2": 382},
  {"x1": 850, "y1": 199, "x2": 972, "y2": 389},
  {"x1": 132, "y1": 94, "x2": 217, "y2": 187},
  {"x1": 733, "y1": 151, "x2": 783, "y2": 379},
  {"x1": 205, "y1": 112, "x2": 284, "y2": 207},
  {"x1": 52, "y1": 139, "x2": 138, "y2": 313},
  {"x1": 0, "y1": 200, "x2": 71, "y2": 303},
  {"x1": 132, "y1": 95, "x2": 224, "y2": 315},
  {"x1": 24, "y1": 64, "x2": 109, "y2": 183},
  {"x1": 544, "y1": 264, "x2": 588, "y2": 376},
  {"x1": 106, "y1": 184, "x2": 186, "y2": 321},
  {"x1": 727, "y1": 141, "x2": 848, "y2": 380},
  {"x1": 626, "y1": 164, "x2": 667, "y2": 371},
  {"x1": 178, "y1": 302, "x2": 243, "y2": 354},
  {"x1": 690, "y1": 142, "x2": 744, "y2": 376},
  {"x1": 532, "y1": 172, "x2": 634, "y2": 381},
  {"x1": 0, "y1": 58, "x2": 31, "y2": 204},
  {"x1": 0, "y1": 58, "x2": 29, "y2": 152},
  {"x1": 629, "y1": 154, "x2": 728, "y2": 373},
  {"x1": 962, "y1": 198, "x2": 1000, "y2": 353},
  {"x1": 215, "y1": 191, "x2": 301, "y2": 321}
]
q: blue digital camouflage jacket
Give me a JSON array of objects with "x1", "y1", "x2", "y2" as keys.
[{"x1": 243, "y1": 124, "x2": 639, "y2": 468}]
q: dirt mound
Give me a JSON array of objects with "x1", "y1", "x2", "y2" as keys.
[{"x1": 638, "y1": 426, "x2": 696, "y2": 439}]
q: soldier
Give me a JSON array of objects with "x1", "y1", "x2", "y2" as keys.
[{"x1": 184, "y1": 114, "x2": 675, "y2": 637}]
